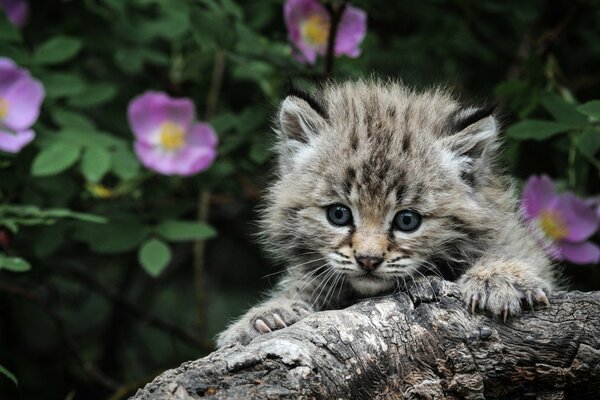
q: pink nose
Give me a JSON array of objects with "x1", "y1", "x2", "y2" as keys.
[{"x1": 356, "y1": 256, "x2": 383, "y2": 272}]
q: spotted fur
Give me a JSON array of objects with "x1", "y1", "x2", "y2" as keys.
[{"x1": 217, "y1": 80, "x2": 556, "y2": 347}]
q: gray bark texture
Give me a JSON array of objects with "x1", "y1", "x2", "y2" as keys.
[{"x1": 131, "y1": 277, "x2": 600, "y2": 399}]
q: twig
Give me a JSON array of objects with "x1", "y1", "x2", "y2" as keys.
[
  {"x1": 323, "y1": 0, "x2": 349, "y2": 77},
  {"x1": 194, "y1": 49, "x2": 227, "y2": 335},
  {"x1": 61, "y1": 266, "x2": 212, "y2": 351},
  {"x1": 204, "y1": 50, "x2": 227, "y2": 120},
  {"x1": 0, "y1": 282, "x2": 119, "y2": 389}
]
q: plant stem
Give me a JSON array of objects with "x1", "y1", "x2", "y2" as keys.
[
  {"x1": 567, "y1": 132, "x2": 577, "y2": 189},
  {"x1": 194, "y1": 49, "x2": 226, "y2": 336},
  {"x1": 323, "y1": 0, "x2": 348, "y2": 77}
]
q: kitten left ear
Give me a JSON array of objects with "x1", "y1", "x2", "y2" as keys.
[
  {"x1": 443, "y1": 106, "x2": 499, "y2": 161},
  {"x1": 278, "y1": 96, "x2": 326, "y2": 145}
]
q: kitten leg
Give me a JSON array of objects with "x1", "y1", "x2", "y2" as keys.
[
  {"x1": 458, "y1": 260, "x2": 552, "y2": 320},
  {"x1": 216, "y1": 297, "x2": 313, "y2": 347}
]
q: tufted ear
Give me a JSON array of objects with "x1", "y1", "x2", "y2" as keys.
[
  {"x1": 278, "y1": 92, "x2": 327, "y2": 146},
  {"x1": 441, "y1": 106, "x2": 499, "y2": 185},
  {"x1": 444, "y1": 106, "x2": 499, "y2": 160}
]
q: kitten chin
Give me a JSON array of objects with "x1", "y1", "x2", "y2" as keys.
[{"x1": 348, "y1": 275, "x2": 395, "y2": 296}]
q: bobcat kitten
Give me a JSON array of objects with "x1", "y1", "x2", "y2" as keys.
[{"x1": 217, "y1": 80, "x2": 555, "y2": 347}]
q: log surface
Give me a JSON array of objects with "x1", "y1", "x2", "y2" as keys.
[{"x1": 131, "y1": 278, "x2": 600, "y2": 399}]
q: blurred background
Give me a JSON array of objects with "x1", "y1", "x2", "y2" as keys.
[{"x1": 1, "y1": 0, "x2": 600, "y2": 399}]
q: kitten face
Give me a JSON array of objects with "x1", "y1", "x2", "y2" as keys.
[{"x1": 263, "y1": 81, "x2": 501, "y2": 296}]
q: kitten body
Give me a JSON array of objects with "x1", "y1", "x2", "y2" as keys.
[{"x1": 217, "y1": 80, "x2": 555, "y2": 347}]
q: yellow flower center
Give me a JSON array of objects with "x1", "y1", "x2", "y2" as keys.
[
  {"x1": 159, "y1": 121, "x2": 185, "y2": 151},
  {"x1": 539, "y1": 209, "x2": 569, "y2": 240},
  {"x1": 302, "y1": 14, "x2": 330, "y2": 47},
  {"x1": 87, "y1": 183, "x2": 114, "y2": 199},
  {"x1": 0, "y1": 97, "x2": 9, "y2": 119}
]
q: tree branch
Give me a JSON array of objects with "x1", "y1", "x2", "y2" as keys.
[{"x1": 130, "y1": 277, "x2": 600, "y2": 399}]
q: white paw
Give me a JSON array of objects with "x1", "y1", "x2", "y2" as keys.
[{"x1": 216, "y1": 300, "x2": 312, "y2": 346}]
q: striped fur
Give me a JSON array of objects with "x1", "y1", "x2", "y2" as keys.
[{"x1": 217, "y1": 80, "x2": 556, "y2": 347}]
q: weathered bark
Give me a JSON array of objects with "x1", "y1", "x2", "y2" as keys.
[{"x1": 131, "y1": 278, "x2": 600, "y2": 399}]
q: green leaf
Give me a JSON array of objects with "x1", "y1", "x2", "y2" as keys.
[
  {"x1": 81, "y1": 147, "x2": 111, "y2": 182},
  {"x1": 190, "y1": 9, "x2": 236, "y2": 49},
  {"x1": 540, "y1": 93, "x2": 587, "y2": 125},
  {"x1": 31, "y1": 143, "x2": 82, "y2": 176},
  {"x1": 68, "y1": 83, "x2": 118, "y2": 108},
  {"x1": 578, "y1": 100, "x2": 600, "y2": 119},
  {"x1": 249, "y1": 140, "x2": 271, "y2": 164},
  {"x1": 0, "y1": 17, "x2": 21, "y2": 42},
  {"x1": 55, "y1": 128, "x2": 122, "y2": 149},
  {"x1": 0, "y1": 364, "x2": 17, "y2": 386},
  {"x1": 111, "y1": 146, "x2": 140, "y2": 180},
  {"x1": 41, "y1": 73, "x2": 86, "y2": 98},
  {"x1": 155, "y1": 220, "x2": 216, "y2": 242},
  {"x1": 143, "y1": 8, "x2": 190, "y2": 40},
  {"x1": 138, "y1": 239, "x2": 171, "y2": 277},
  {"x1": 0, "y1": 255, "x2": 31, "y2": 272},
  {"x1": 74, "y1": 221, "x2": 148, "y2": 253},
  {"x1": 506, "y1": 120, "x2": 572, "y2": 141},
  {"x1": 43, "y1": 209, "x2": 106, "y2": 224},
  {"x1": 52, "y1": 109, "x2": 96, "y2": 131},
  {"x1": 577, "y1": 129, "x2": 600, "y2": 157},
  {"x1": 34, "y1": 36, "x2": 82, "y2": 65}
]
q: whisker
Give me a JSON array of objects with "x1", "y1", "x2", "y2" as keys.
[
  {"x1": 292, "y1": 263, "x2": 330, "y2": 298},
  {"x1": 261, "y1": 256, "x2": 329, "y2": 279},
  {"x1": 311, "y1": 270, "x2": 337, "y2": 310}
]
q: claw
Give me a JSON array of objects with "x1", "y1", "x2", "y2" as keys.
[
  {"x1": 273, "y1": 313, "x2": 287, "y2": 328},
  {"x1": 255, "y1": 319, "x2": 272, "y2": 333},
  {"x1": 470, "y1": 293, "x2": 479, "y2": 314},
  {"x1": 534, "y1": 289, "x2": 550, "y2": 307},
  {"x1": 502, "y1": 306, "x2": 509, "y2": 323},
  {"x1": 298, "y1": 308, "x2": 312, "y2": 317}
]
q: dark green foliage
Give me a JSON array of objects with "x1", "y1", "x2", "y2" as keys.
[{"x1": 1, "y1": 0, "x2": 600, "y2": 398}]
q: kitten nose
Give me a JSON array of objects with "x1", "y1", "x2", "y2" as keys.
[{"x1": 356, "y1": 256, "x2": 383, "y2": 272}]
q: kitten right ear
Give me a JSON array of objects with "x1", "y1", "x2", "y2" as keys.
[{"x1": 278, "y1": 95, "x2": 326, "y2": 144}]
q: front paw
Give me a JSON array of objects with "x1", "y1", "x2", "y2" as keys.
[
  {"x1": 458, "y1": 263, "x2": 551, "y2": 321},
  {"x1": 216, "y1": 299, "x2": 312, "y2": 347}
]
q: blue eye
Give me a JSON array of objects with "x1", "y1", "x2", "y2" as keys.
[
  {"x1": 327, "y1": 204, "x2": 353, "y2": 226},
  {"x1": 393, "y1": 210, "x2": 421, "y2": 232}
]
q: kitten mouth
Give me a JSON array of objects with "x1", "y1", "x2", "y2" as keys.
[{"x1": 357, "y1": 272, "x2": 385, "y2": 280}]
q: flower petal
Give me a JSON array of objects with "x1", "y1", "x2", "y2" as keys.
[
  {"x1": 557, "y1": 241, "x2": 600, "y2": 265},
  {"x1": 176, "y1": 146, "x2": 217, "y2": 176},
  {"x1": 334, "y1": 5, "x2": 367, "y2": 58},
  {"x1": 2, "y1": 75, "x2": 44, "y2": 131},
  {"x1": 0, "y1": 0, "x2": 28, "y2": 27},
  {"x1": 554, "y1": 193, "x2": 599, "y2": 242},
  {"x1": 0, "y1": 57, "x2": 27, "y2": 94},
  {"x1": 521, "y1": 175, "x2": 557, "y2": 220},
  {"x1": 0, "y1": 129, "x2": 34, "y2": 153},
  {"x1": 188, "y1": 122, "x2": 218, "y2": 149},
  {"x1": 134, "y1": 141, "x2": 216, "y2": 176},
  {"x1": 127, "y1": 92, "x2": 195, "y2": 143}
]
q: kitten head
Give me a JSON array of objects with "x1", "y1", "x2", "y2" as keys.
[{"x1": 263, "y1": 80, "x2": 502, "y2": 296}]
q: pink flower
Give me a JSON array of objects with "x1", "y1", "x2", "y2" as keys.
[
  {"x1": 522, "y1": 175, "x2": 600, "y2": 264},
  {"x1": 0, "y1": 0, "x2": 29, "y2": 27},
  {"x1": 127, "y1": 92, "x2": 218, "y2": 176},
  {"x1": 0, "y1": 57, "x2": 44, "y2": 154},
  {"x1": 284, "y1": 0, "x2": 367, "y2": 64}
]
